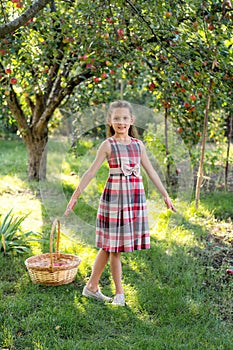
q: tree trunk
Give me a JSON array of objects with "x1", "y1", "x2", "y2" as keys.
[
  {"x1": 225, "y1": 113, "x2": 232, "y2": 190},
  {"x1": 164, "y1": 106, "x2": 171, "y2": 184},
  {"x1": 25, "y1": 131, "x2": 48, "y2": 181}
]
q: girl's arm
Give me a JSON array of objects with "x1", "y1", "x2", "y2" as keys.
[
  {"x1": 140, "y1": 141, "x2": 176, "y2": 212},
  {"x1": 64, "y1": 140, "x2": 110, "y2": 216}
]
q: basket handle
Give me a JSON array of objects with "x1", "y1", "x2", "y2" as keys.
[{"x1": 49, "y1": 219, "x2": 61, "y2": 271}]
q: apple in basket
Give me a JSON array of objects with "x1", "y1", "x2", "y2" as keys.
[{"x1": 53, "y1": 262, "x2": 68, "y2": 267}]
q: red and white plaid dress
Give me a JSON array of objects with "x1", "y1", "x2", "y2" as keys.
[{"x1": 96, "y1": 137, "x2": 150, "y2": 252}]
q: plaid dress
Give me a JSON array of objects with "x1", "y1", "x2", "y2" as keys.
[{"x1": 96, "y1": 137, "x2": 150, "y2": 252}]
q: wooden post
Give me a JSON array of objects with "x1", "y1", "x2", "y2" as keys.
[{"x1": 195, "y1": 78, "x2": 214, "y2": 208}]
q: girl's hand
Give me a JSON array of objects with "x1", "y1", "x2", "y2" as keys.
[
  {"x1": 64, "y1": 197, "x2": 77, "y2": 216},
  {"x1": 164, "y1": 195, "x2": 176, "y2": 212}
]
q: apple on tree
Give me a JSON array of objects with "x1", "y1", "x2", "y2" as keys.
[
  {"x1": 101, "y1": 72, "x2": 107, "y2": 79},
  {"x1": 149, "y1": 82, "x2": 156, "y2": 90},
  {"x1": 190, "y1": 95, "x2": 196, "y2": 101},
  {"x1": 117, "y1": 29, "x2": 124, "y2": 39},
  {"x1": 10, "y1": 77, "x2": 17, "y2": 84},
  {"x1": 0, "y1": 49, "x2": 7, "y2": 56}
]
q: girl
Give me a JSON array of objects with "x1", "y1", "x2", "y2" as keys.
[{"x1": 64, "y1": 100, "x2": 176, "y2": 306}]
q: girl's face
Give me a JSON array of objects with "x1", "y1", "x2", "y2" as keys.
[{"x1": 109, "y1": 107, "x2": 134, "y2": 136}]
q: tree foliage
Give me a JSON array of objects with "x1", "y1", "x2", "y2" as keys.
[{"x1": 0, "y1": 0, "x2": 232, "y2": 184}]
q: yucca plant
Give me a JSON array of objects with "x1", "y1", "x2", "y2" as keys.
[{"x1": 0, "y1": 210, "x2": 41, "y2": 254}]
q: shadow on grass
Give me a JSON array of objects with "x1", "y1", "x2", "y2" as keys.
[
  {"x1": 200, "y1": 192, "x2": 233, "y2": 221},
  {"x1": 0, "y1": 138, "x2": 232, "y2": 349},
  {"x1": 1, "y1": 230, "x2": 233, "y2": 350}
]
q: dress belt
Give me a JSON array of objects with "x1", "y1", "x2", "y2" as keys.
[
  {"x1": 109, "y1": 164, "x2": 140, "y2": 177},
  {"x1": 109, "y1": 168, "x2": 124, "y2": 174}
]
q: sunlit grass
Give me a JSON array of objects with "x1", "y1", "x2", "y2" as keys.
[
  {"x1": 0, "y1": 174, "x2": 27, "y2": 194},
  {"x1": 0, "y1": 138, "x2": 232, "y2": 349}
]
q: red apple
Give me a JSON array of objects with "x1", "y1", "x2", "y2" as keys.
[
  {"x1": 176, "y1": 168, "x2": 181, "y2": 174},
  {"x1": 101, "y1": 72, "x2": 107, "y2": 79},
  {"x1": 109, "y1": 69, "x2": 115, "y2": 75},
  {"x1": 93, "y1": 77, "x2": 99, "y2": 83},
  {"x1": 198, "y1": 92, "x2": 202, "y2": 97},
  {"x1": 190, "y1": 95, "x2": 196, "y2": 101},
  {"x1": 0, "y1": 49, "x2": 7, "y2": 56},
  {"x1": 117, "y1": 29, "x2": 124, "y2": 38},
  {"x1": 149, "y1": 82, "x2": 156, "y2": 90},
  {"x1": 106, "y1": 17, "x2": 114, "y2": 24},
  {"x1": 177, "y1": 127, "x2": 183, "y2": 133},
  {"x1": 180, "y1": 74, "x2": 186, "y2": 80},
  {"x1": 5, "y1": 68, "x2": 11, "y2": 74},
  {"x1": 10, "y1": 77, "x2": 17, "y2": 84},
  {"x1": 183, "y1": 102, "x2": 190, "y2": 108},
  {"x1": 165, "y1": 12, "x2": 172, "y2": 18},
  {"x1": 181, "y1": 88, "x2": 186, "y2": 93},
  {"x1": 208, "y1": 23, "x2": 214, "y2": 31}
]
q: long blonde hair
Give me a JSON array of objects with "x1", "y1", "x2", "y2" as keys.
[{"x1": 106, "y1": 100, "x2": 138, "y2": 138}]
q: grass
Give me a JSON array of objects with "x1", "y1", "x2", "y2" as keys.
[{"x1": 0, "y1": 138, "x2": 233, "y2": 350}]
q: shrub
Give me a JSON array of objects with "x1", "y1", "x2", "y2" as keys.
[{"x1": 0, "y1": 210, "x2": 41, "y2": 255}]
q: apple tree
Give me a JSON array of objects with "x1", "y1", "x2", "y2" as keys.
[
  {"x1": 0, "y1": 0, "x2": 232, "y2": 196},
  {"x1": 0, "y1": 0, "x2": 152, "y2": 180}
]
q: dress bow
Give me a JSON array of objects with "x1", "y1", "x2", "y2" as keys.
[{"x1": 121, "y1": 163, "x2": 140, "y2": 177}]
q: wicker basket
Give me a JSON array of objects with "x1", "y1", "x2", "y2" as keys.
[{"x1": 25, "y1": 219, "x2": 81, "y2": 286}]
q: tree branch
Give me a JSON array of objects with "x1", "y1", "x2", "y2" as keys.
[
  {"x1": 7, "y1": 87, "x2": 31, "y2": 140},
  {"x1": 0, "y1": 0, "x2": 52, "y2": 39}
]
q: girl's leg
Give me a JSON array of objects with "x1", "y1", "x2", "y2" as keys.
[
  {"x1": 110, "y1": 252, "x2": 124, "y2": 295},
  {"x1": 86, "y1": 249, "x2": 109, "y2": 292}
]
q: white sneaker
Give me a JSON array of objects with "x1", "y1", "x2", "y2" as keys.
[
  {"x1": 82, "y1": 286, "x2": 112, "y2": 302},
  {"x1": 112, "y1": 294, "x2": 125, "y2": 306}
]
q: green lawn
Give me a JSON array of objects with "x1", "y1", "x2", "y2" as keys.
[{"x1": 0, "y1": 138, "x2": 232, "y2": 350}]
